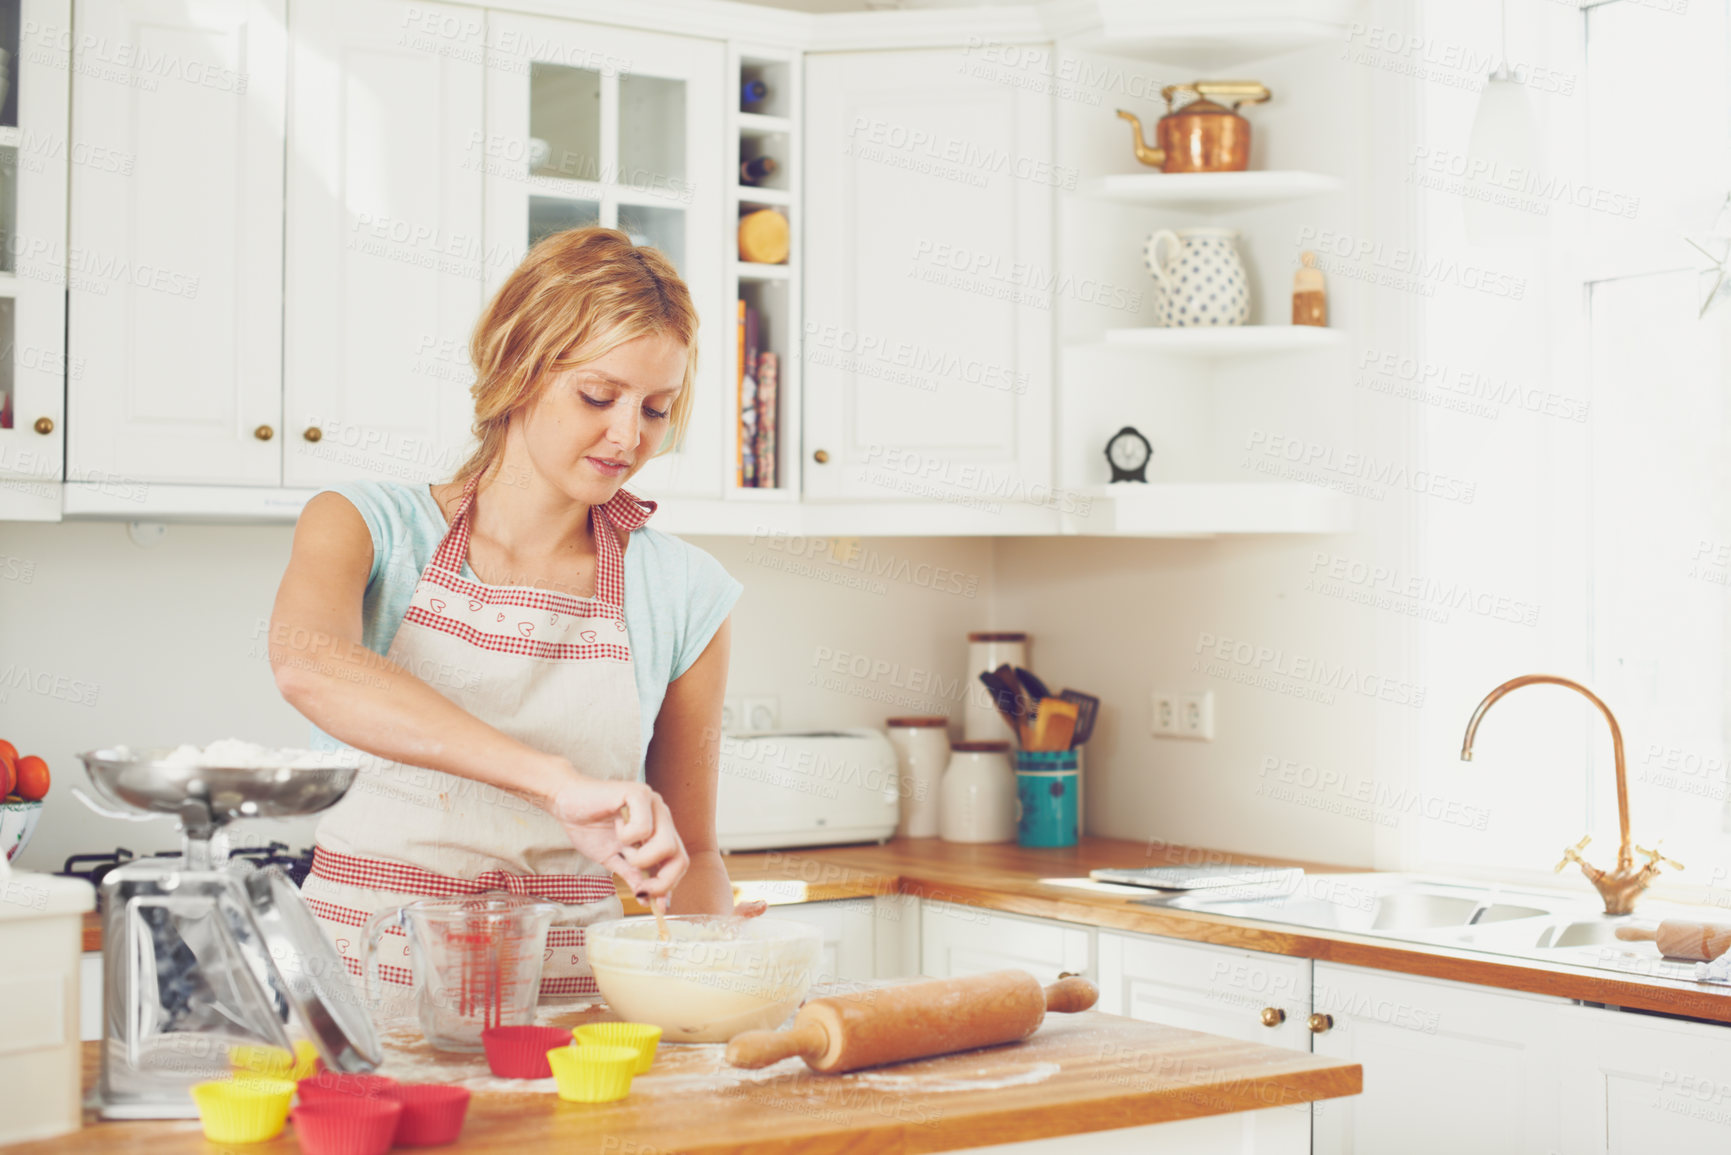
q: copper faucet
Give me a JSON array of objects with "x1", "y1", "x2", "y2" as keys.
[{"x1": 1459, "y1": 674, "x2": 1680, "y2": 916}]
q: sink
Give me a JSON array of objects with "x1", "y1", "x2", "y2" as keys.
[
  {"x1": 1533, "y1": 919, "x2": 1633, "y2": 949},
  {"x1": 1150, "y1": 875, "x2": 1556, "y2": 937}
]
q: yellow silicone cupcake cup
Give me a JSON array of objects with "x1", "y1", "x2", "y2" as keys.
[
  {"x1": 572, "y1": 1022, "x2": 662, "y2": 1074},
  {"x1": 546, "y1": 1044, "x2": 637, "y2": 1103},
  {"x1": 229, "y1": 1040, "x2": 319, "y2": 1081},
  {"x1": 190, "y1": 1076, "x2": 297, "y2": 1143}
]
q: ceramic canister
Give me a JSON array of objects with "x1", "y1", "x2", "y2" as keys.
[
  {"x1": 1142, "y1": 227, "x2": 1250, "y2": 328},
  {"x1": 939, "y1": 741, "x2": 1017, "y2": 843},
  {"x1": 887, "y1": 716, "x2": 950, "y2": 838},
  {"x1": 964, "y1": 632, "x2": 1027, "y2": 742}
]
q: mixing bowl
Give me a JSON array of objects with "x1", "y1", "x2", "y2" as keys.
[{"x1": 585, "y1": 915, "x2": 822, "y2": 1043}]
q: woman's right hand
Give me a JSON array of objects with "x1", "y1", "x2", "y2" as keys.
[{"x1": 548, "y1": 774, "x2": 689, "y2": 902}]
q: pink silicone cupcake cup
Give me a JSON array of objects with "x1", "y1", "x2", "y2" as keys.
[
  {"x1": 291, "y1": 1097, "x2": 404, "y2": 1155},
  {"x1": 385, "y1": 1083, "x2": 472, "y2": 1147},
  {"x1": 482, "y1": 1025, "x2": 573, "y2": 1079}
]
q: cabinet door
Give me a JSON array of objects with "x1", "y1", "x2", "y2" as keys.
[
  {"x1": 482, "y1": 15, "x2": 724, "y2": 498},
  {"x1": 1310, "y1": 963, "x2": 1566, "y2": 1155},
  {"x1": 282, "y1": 0, "x2": 483, "y2": 489},
  {"x1": 1096, "y1": 932, "x2": 1313, "y2": 1155},
  {"x1": 68, "y1": 0, "x2": 286, "y2": 486},
  {"x1": 768, "y1": 899, "x2": 876, "y2": 984},
  {"x1": 1555, "y1": 1001, "x2": 1731, "y2": 1153},
  {"x1": 802, "y1": 48, "x2": 1053, "y2": 501},
  {"x1": 0, "y1": 0, "x2": 70, "y2": 483},
  {"x1": 919, "y1": 904, "x2": 1088, "y2": 982}
]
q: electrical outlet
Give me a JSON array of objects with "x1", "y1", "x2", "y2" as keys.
[
  {"x1": 720, "y1": 699, "x2": 742, "y2": 734},
  {"x1": 1150, "y1": 692, "x2": 1178, "y2": 736},
  {"x1": 742, "y1": 696, "x2": 779, "y2": 731},
  {"x1": 1177, "y1": 692, "x2": 1214, "y2": 741}
]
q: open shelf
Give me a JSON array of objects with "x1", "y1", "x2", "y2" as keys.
[
  {"x1": 1093, "y1": 326, "x2": 1346, "y2": 357},
  {"x1": 738, "y1": 184, "x2": 790, "y2": 206},
  {"x1": 1084, "y1": 170, "x2": 1342, "y2": 212},
  {"x1": 736, "y1": 261, "x2": 791, "y2": 282},
  {"x1": 1058, "y1": 0, "x2": 1364, "y2": 69},
  {"x1": 737, "y1": 112, "x2": 791, "y2": 136},
  {"x1": 1071, "y1": 483, "x2": 1354, "y2": 537}
]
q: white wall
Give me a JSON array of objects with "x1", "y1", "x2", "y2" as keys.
[{"x1": 0, "y1": 519, "x2": 996, "y2": 872}]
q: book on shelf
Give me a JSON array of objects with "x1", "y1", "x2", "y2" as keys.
[
  {"x1": 734, "y1": 300, "x2": 746, "y2": 486},
  {"x1": 755, "y1": 351, "x2": 778, "y2": 488},
  {"x1": 739, "y1": 302, "x2": 759, "y2": 487}
]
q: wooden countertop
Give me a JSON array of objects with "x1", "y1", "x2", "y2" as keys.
[
  {"x1": 18, "y1": 1006, "x2": 1360, "y2": 1155},
  {"x1": 78, "y1": 835, "x2": 1731, "y2": 1021},
  {"x1": 710, "y1": 837, "x2": 1731, "y2": 1025}
]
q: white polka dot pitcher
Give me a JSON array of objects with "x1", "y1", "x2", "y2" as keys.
[{"x1": 1142, "y1": 227, "x2": 1250, "y2": 327}]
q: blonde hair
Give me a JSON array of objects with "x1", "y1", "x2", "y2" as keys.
[{"x1": 454, "y1": 227, "x2": 698, "y2": 489}]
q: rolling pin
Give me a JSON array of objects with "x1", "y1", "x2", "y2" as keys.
[
  {"x1": 725, "y1": 970, "x2": 1098, "y2": 1074},
  {"x1": 1615, "y1": 920, "x2": 1731, "y2": 961}
]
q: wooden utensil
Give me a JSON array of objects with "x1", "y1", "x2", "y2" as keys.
[
  {"x1": 1614, "y1": 919, "x2": 1731, "y2": 961},
  {"x1": 1059, "y1": 689, "x2": 1099, "y2": 747},
  {"x1": 1028, "y1": 699, "x2": 1079, "y2": 752},
  {"x1": 726, "y1": 970, "x2": 1099, "y2": 1074},
  {"x1": 977, "y1": 670, "x2": 1025, "y2": 736}
]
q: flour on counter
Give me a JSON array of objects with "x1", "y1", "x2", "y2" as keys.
[{"x1": 845, "y1": 1061, "x2": 1061, "y2": 1093}]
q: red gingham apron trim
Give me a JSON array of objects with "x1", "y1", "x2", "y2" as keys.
[
  {"x1": 430, "y1": 479, "x2": 653, "y2": 611},
  {"x1": 315, "y1": 898, "x2": 596, "y2": 995},
  {"x1": 541, "y1": 976, "x2": 599, "y2": 996},
  {"x1": 311, "y1": 846, "x2": 619, "y2": 905},
  {"x1": 398, "y1": 607, "x2": 632, "y2": 663},
  {"x1": 413, "y1": 563, "x2": 625, "y2": 625},
  {"x1": 342, "y1": 956, "x2": 415, "y2": 987},
  {"x1": 304, "y1": 895, "x2": 409, "y2": 933}
]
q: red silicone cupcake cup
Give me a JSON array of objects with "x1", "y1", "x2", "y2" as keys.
[
  {"x1": 291, "y1": 1097, "x2": 404, "y2": 1155},
  {"x1": 482, "y1": 1026, "x2": 573, "y2": 1079},
  {"x1": 385, "y1": 1084, "x2": 471, "y2": 1147},
  {"x1": 296, "y1": 1072, "x2": 400, "y2": 1103}
]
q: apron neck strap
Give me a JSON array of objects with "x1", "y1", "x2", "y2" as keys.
[{"x1": 430, "y1": 475, "x2": 657, "y2": 609}]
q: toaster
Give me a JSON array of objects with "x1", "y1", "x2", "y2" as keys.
[{"x1": 715, "y1": 728, "x2": 901, "y2": 852}]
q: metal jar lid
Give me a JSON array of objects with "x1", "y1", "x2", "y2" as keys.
[{"x1": 244, "y1": 868, "x2": 383, "y2": 1072}]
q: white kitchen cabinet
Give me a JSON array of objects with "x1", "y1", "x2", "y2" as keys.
[
  {"x1": 282, "y1": 0, "x2": 483, "y2": 489},
  {"x1": 0, "y1": 0, "x2": 70, "y2": 487},
  {"x1": 481, "y1": 13, "x2": 725, "y2": 499},
  {"x1": 770, "y1": 898, "x2": 878, "y2": 984},
  {"x1": 68, "y1": 0, "x2": 286, "y2": 486},
  {"x1": 919, "y1": 904, "x2": 1089, "y2": 983},
  {"x1": 1555, "y1": 1000, "x2": 1731, "y2": 1153},
  {"x1": 1310, "y1": 963, "x2": 1568, "y2": 1155},
  {"x1": 1096, "y1": 931, "x2": 1314, "y2": 1155},
  {"x1": 801, "y1": 47, "x2": 1054, "y2": 503}
]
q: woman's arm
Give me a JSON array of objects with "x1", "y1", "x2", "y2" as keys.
[
  {"x1": 646, "y1": 616, "x2": 737, "y2": 915},
  {"x1": 270, "y1": 492, "x2": 686, "y2": 900}
]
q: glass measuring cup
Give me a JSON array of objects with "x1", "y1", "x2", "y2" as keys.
[{"x1": 361, "y1": 892, "x2": 559, "y2": 1051}]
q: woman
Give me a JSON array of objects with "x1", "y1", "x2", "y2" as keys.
[{"x1": 269, "y1": 227, "x2": 743, "y2": 999}]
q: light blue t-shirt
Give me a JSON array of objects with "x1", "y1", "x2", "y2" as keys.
[{"x1": 314, "y1": 481, "x2": 742, "y2": 768}]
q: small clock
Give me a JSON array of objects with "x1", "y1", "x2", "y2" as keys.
[{"x1": 1105, "y1": 425, "x2": 1152, "y2": 483}]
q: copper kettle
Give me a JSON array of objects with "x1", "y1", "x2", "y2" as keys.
[{"x1": 1117, "y1": 81, "x2": 1271, "y2": 173}]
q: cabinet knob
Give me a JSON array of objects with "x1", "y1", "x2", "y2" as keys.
[
  {"x1": 1307, "y1": 1013, "x2": 1333, "y2": 1034},
  {"x1": 32, "y1": 416, "x2": 53, "y2": 435},
  {"x1": 812, "y1": 448, "x2": 829, "y2": 464},
  {"x1": 254, "y1": 425, "x2": 275, "y2": 441},
  {"x1": 302, "y1": 426, "x2": 322, "y2": 443},
  {"x1": 1260, "y1": 1006, "x2": 1286, "y2": 1028}
]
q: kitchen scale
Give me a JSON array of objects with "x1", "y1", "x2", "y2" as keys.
[{"x1": 75, "y1": 747, "x2": 383, "y2": 1119}]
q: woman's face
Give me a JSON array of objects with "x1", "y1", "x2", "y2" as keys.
[{"x1": 516, "y1": 333, "x2": 687, "y2": 504}]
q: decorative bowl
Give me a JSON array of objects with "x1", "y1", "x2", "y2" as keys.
[{"x1": 1, "y1": 799, "x2": 42, "y2": 862}]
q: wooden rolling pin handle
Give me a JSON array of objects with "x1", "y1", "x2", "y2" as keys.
[
  {"x1": 1044, "y1": 976, "x2": 1100, "y2": 1015},
  {"x1": 726, "y1": 1020, "x2": 830, "y2": 1070},
  {"x1": 1614, "y1": 925, "x2": 1657, "y2": 942},
  {"x1": 1613, "y1": 919, "x2": 1731, "y2": 960}
]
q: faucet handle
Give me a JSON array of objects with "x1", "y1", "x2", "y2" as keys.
[
  {"x1": 1554, "y1": 834, "x2": 1593, "y2": 873},
  {"x1": 1635, "y1": 842, "x2": 1683, "y2": 872}
]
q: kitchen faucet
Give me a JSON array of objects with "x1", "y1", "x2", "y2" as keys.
[{"x1": 1459, "y1": 674, "x2": 1680, "y2": 916}]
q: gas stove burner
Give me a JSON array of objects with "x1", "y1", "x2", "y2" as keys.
[{"x1": 58, "y1": 843, "x2": 318, "y2": 903}]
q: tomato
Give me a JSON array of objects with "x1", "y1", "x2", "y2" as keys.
[
  {"x1": 14, "y1": 755, "x2": 49, "y2": 801},
  {"x1": 0, "y1": 749, "x2": 14, "y2": 799}
]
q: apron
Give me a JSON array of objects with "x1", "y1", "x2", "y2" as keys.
[{"x1": 302, "y1": 476, "x2": 655, "y2": 1001}]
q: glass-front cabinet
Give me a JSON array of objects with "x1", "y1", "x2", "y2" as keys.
[
  {"x1": 0, "y1": 0, "x2": 68, "y2": 487},
  {"x1": 483, "y1": 16, "x2": 724, "y2": 498}
]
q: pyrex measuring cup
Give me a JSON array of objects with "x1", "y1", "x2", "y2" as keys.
[{"x1": 362, "y1": 892, "x2": 559, "y2": 1051}]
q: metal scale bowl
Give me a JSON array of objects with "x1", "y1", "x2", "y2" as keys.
[{"x1": 77, "y1": 748, "x2": 383, "y2": 1119}]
